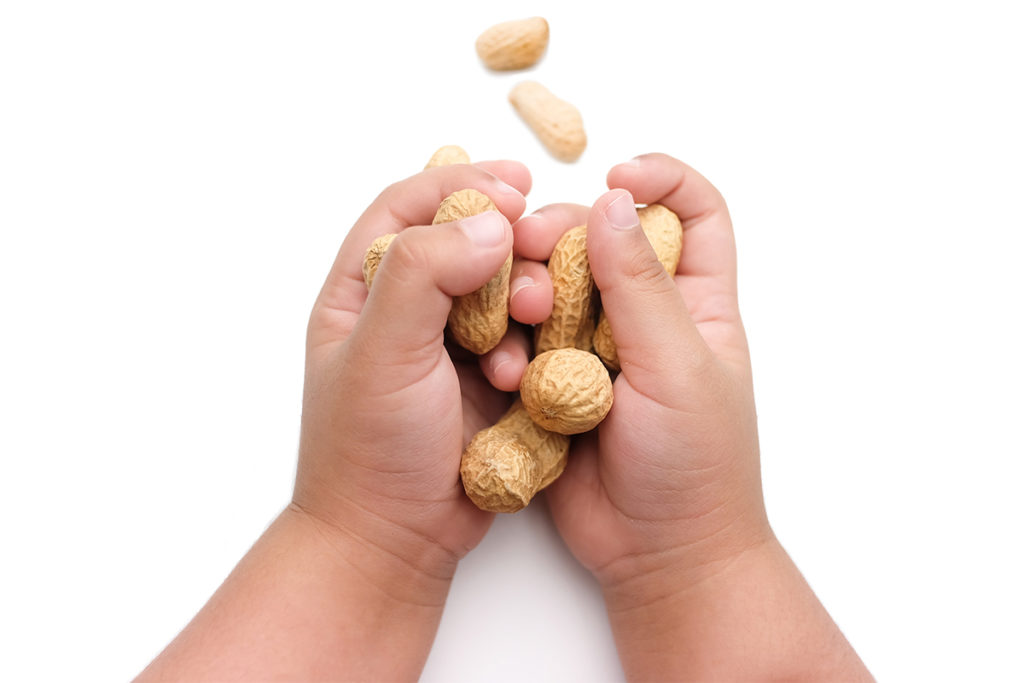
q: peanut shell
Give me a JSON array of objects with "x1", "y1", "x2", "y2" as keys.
[
  {"x1": 433, "y1": 189, "x2": 511, "y2": 354},
  {"x1": 535, "y1": 225, "x2": 595, "y2": 354},
  {"x1": 362, "y1": 232, "x2": 398, "y2": 290},
  {"x1": 424, "y1": 144, "x2": 470, "y2": 169},
  {"x1": 520, "y1": 348, "x2": 613, "y2": 435},
  {"x1": 460, "y1": 400, "x2": 570, "y2": 512},
  {"x1": 475, "y1": 17, "x2": 549, "y2": 71},
  {"x1": 594, "y1": 204, "x2": 684, "y2": 370},
  {"x1": 508, "y1": 81, "x2": 586, "y2": 162}
]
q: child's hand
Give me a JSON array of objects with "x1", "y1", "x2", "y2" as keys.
[
  {"x1": 139, "y1": 162, "x2": 542, "y2": 681},
  {"x1": 294, "y1": 161, "x2": 533, "y2": 590},
  {"x1": 515, "y1": 152, "x2": 766, "y2": 591},
  {"x1": 516, "y1": 154, "x2": 870, "y2": 680}
]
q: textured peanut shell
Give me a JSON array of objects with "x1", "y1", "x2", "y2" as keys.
[
  {"x1": 535, "y1": 225, "x2": 595, "y2": 354},
  {"x1": 476, "y1": 17, "x2": 549, "y2": 71},
  {"x1": 594, "y1": 204, "x2": 684, "y2": 370},
  {"x1": 460, "y1": 400, "x2": 570, "y2": 512},
  {"x1": 424, "y1": 145, "x2": 470, "y2": 169},
  {"x1": 433, "y1": 189, "x2": 511, "y2": 354},
  {"x1": 509, "y1": 81, "x2": 586, "y2": 162},
  {"x1": 520, "y1": 348, "x2": 613, "y2": 435},
  {"x1": 362, "y1": 232, "x2": 398, "y2": 289}
]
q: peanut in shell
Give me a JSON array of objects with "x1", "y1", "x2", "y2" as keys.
[
  {"x1": 460, "y1": 400, "x2": 570, "y2": 513},
  {"x1": 520, "y1": 348, "x2": 613, "y2": 435},
  {"x1": 535, "y1": 225, "x2": 595, "y2": 354}
]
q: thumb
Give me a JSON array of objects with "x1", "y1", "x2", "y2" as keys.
[
  {"x1": 348, "y1": 210, "x2": 513, "y2": 372},
  {"x1": 587, "y1": 190, "x2": 711, "y2": 387}
]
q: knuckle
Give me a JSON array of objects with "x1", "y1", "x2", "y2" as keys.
[
  {"x1": 621, "y1": 247, "x2": 672, "y2": 293},
  {"x1": 382, "y1": 229, "x2": 431, "y2": 280}
]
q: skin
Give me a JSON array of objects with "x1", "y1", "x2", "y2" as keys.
[
  {"x1": 137, "y1": 160, "x2": 540, "y2": 681},
  {"x1": 136, "y1": 154, "x2": 872, "y2": 682},
  {"x1": 521, "y1": 153, "x2": 873, "y2": 681}
]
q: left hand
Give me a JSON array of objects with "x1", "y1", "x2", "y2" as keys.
[{"x1": 293, "y1": 160, "x2": 538, "y2": 590}]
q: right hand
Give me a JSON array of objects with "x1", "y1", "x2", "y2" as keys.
[{"x1": 515, "y1": 153, "x2": 771, "y2": 592}]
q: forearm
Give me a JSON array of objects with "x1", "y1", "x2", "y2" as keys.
[
  {"x1": 136, "y1": 504, "x2": 454, "y2": 682},
  {"x1": 603, "y1": 537, "x2": 873, "y2": 682}
]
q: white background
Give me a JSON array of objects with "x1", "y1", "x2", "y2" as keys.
[{"x1": 2, "y1": 1, "x2": 1022, "y2": 681}]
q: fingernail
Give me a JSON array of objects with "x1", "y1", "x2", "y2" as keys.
[
  {"x1": 461, "y1": 211, "x2": 507, "y2": 247},
  {"x1": 605, "y1": 192, "x2": 639, "y2": 230},
  {"x1": 510, "y1": 275, "x2": 535, "y2": 299},
  {"x1": 625, "y1": 156, "x2": 643, "y2": 167},
  {"x1": 489, "y1": 350, "x2": 513, "y2": 376}
]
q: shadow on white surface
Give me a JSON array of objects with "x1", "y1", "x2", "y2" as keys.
[{"x1": 421, "y1": 496, "x2": 624, "y2": 683}]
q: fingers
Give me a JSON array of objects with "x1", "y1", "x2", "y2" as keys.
[
  {"x1": 508, "y1": 259, "x2": 552, "y2": 325},
  {"x1": 317, "y1": 162, "x2": 530, "y2": 323},
  {"x1": 587, "y1": 189, "x2": 712, "y2": 392},
  {"x1": 346, "y1": 211, "x2": 513, "y2": 381},
  {"x1": 475, "y1": 160, "x2": 533, "y2": 198},
  {"x1": 478, "y1": 323, "x2": 531, "y2": 392},
  {"x1": 607, "y1": 153, "x2": 737, "y2": 300},
  {"x1": 512, "y1": 202, "x2": 589, "y2": 260}
]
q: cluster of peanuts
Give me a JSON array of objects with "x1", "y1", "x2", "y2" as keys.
[{"x1": 362, "y1": 146, "x2": 684, "y2": 513}]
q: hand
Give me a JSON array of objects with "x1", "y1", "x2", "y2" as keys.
[
  {"x1": 514, "y1": 153, "x2": 764, "y2": 587},
  {"x1": 515, "y1": 153, "x2": 870, "y2": 680},
  {"x1": 294, "y1": 161, "x2": 540, "y2": 586},
  {"x1": 138, "y1": 161, "x2": 550, "y2": 682}
]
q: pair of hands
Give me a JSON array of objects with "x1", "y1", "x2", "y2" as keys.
[
  {"x1": 140, "y1": 153, "x2": 871, "y2": 682},
  {"x1": 294, "y1": 152, "x2": 768, "y2": 601}
]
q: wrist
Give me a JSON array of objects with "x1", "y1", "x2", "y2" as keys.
[
  {"x1": 598, "y1": 525, "x2": 775, "y2": 615},
  {"x1": 593, "y1": 503, "x2": 775, "y2": 609},
  {"x1": 600, "y1": 534, "x2": 872, "y2": 681},
  {"x1": 139, "y1": 504, "x2": 455, "y2": 682},
  {"x1": 284, "y1": 499, "x2": 457, "y2": 607}
]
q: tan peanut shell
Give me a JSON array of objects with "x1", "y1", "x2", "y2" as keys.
[
  {"x1": 509, "y1": 81, "x2": 586, "y2": 162},
  {"x1": 433, "y1": 189, "x2": 512, "y2": 354},
  {"x1": 594, "y1": 204, "x2": 684, "y2": 370},
  {"x1": 362, "y1": 232, "x2": 398, "y2": 289},
  {"x1": 476, "y1": 17, "x2": 549, "y2": 71},
  {"x1": 424, "y1": 144, "x2": 470, "y2": 169},
  {"x1": 535, "y1": 225, "x2": 595, "y2": 354},
  {"x1": 460, "y1": 400, "x2": 570, "y2": 512},
  {"x1": 520, "y1": 348, "x2": 613, "y2": 435}
]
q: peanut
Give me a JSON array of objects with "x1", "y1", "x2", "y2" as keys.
[
  {"x1": 460, "y1": 400, "x2": 570, "y2": 512},
  {"x1": 520, "y1": 348, "x2": 613, "y2": 435},
  {"x1": 476, "y1": 17, "x2": 549, "y2": 71},
  {"x1": 593, "y1": 204, "x2": 684, "y2": 370},
  {"x1": 509, "y1": 81, "x2": 586, "y2": 162},
  {"x1": 473, "y1": 17, "x2": 548, "y2": 71},
  {"x1": 362, "y1": 232, "x2": 397, "y2": 289},
  {"x1": 534, "y1": 225, "x2": 596, "y2": 354},
  {"x1": 433, "y1": 189, "x2": 512, "y2": 354},
  {"x1": 424, "y1": 144, "x2": 470, "y2": 169}
]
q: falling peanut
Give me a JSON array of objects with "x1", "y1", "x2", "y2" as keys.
[
  {"x1": 593, "y1": 204, "x2": 684, "y2": 370},
  {"x1": 509, "y1": 81, "x2": 586, "y2": 162},
  {"x1": 460, "y1": 400, "x2": 570, "y2": 512},
  {"x1": 475, "y1": 17, "x2": 550, "y2": 71}
]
